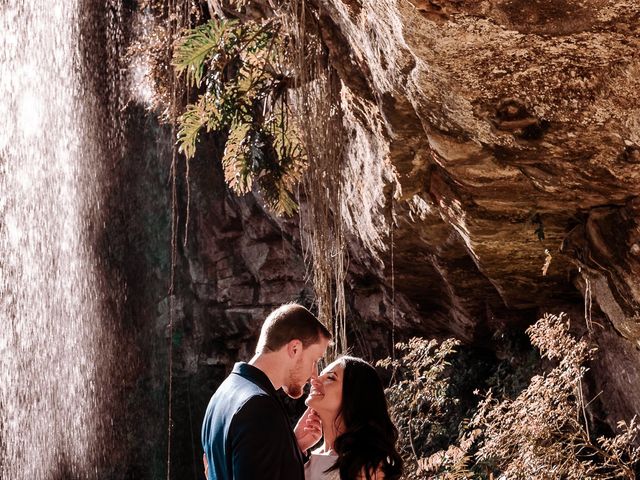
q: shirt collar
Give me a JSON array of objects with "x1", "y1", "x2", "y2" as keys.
[{"x1": 231, "y1": 362, "x2": 279, "y2": 398}]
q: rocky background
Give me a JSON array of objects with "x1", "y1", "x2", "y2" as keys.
[
  {"x1": 292, "y1": 0, "x2": 640, "y2": 430},
  {"x1": 95, "y1": 0, "x2": 640, "y2": 478}
]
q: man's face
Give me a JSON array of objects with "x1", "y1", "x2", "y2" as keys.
[{"x1": 283, "y1": 338, "x2": 329, "y2": 399}]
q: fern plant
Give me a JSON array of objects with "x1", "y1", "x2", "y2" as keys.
[
  {"x1": 173, "y1": 17, "x2": 306, "y2": 215},
  {"x1": 381, "y1": 316, "x2": 640, "y2": 479},
  {"x1": 378, "y1": 338, "x2": 463, "y2": 479}
]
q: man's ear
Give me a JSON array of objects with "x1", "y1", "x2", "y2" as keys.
[{"x1": 287, "y1": 339, "x2": 303, "y2": 358}]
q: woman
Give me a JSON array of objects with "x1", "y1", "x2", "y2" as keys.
[{"x1": 303, "y1": 356, "x2": 403, "y2": 480}]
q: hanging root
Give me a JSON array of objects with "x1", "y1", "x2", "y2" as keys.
[{"x1": 279, "y1": 2, "x2": 348, "y2": 358}]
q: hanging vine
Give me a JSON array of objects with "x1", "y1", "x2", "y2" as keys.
[
  {"x1": 281, "y1": 1, "x2": 348, "y2": 359},
  {"x1": 171, "y1": 0, "x2": 350, "y2": 357}
]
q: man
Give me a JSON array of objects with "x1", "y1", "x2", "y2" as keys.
[{"x1": 202, "y1": 303, "x2": 332, "y2": 480}]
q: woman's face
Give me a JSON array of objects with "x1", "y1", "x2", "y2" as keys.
[{"x1": 305, "y1": 359, "x2": 344, "y2": 416}]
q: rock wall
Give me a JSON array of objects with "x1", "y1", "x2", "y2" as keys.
[
  {"x1": 290, "y1": 0, "x2": 640, "y2": 431},
  {"x1": 106, "y1": 105, "x2": 404, "y2": 479},
  {"x1": 102, "y1": 1, "x2": 640, "y2": 477}
]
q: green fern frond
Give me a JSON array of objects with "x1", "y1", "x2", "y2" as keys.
[
  {"x1": 254, "y1": 104, "x2": 306, "y2": 215},
  {"x1": 256, "y1": 151, "x2": 305, "y2": 216},
  {"x1": 256, "y1": 159, "x2": 300, "y2": 216},
  {"x1": 177, "y1": 96, "x2": 207, "y2": 159},
  {"x1": 173, "y1": 19, "x2": 239, "y2": 87},
  {"x1": 272, "y1": 179, "x2": 299, "y2": 216},
  {"x1": 177, "y1": 94, "x2": 223, "y2": 159},
  {"x1": 235, "y1": 65, "x2": 261, "y2": 100},
  {"x1": 174, "y1": 16, "x2": 306, "y2": 216},
  {"x1": 222, "y1": 121, "x2": 253, "y2": 194},
  {"x1": 271, "y1": 105, "x2": 307, "y2": 171},
  {"x1": 273, "y1": 187, "x2": 299, "y2": 216}
]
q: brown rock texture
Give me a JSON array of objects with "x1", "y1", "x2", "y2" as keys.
[
  {"x1": 101, "y1": 2, "x2": 640, "y2": 476},
  {"x1": 272, "y1": 0, "x2": 640, "y2": 429}
]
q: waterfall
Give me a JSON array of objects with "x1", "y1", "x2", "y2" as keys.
[{"x1": 0, "y1": 1, "x2": 122, "y2": 478}]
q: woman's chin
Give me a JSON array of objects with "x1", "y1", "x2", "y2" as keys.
[{"x1": 305, "y1": 395, "x2": 322, "y2": 408}]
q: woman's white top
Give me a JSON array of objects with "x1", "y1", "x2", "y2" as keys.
[{"x1": 304, "y1": 451, "x2": 340, "y2": 480}]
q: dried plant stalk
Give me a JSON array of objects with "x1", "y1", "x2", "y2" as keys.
[{"x1": 280, "y1": 1, "x2": 348, "y2": 359}]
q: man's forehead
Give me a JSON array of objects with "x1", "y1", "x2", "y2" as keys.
[{"x1": 305, "y1": 339, "x2": 328, "y2": 357}]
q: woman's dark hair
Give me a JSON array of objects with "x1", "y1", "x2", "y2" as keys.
[{"x1": 328, "y1": 356, "x2": 403, "y2": 480}]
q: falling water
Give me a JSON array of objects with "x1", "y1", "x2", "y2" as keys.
[{"x1": 0, "y1": 1, "x2": 122, "y2": 478}]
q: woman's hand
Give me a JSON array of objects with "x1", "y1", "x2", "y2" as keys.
[{"x1": 294, "y1": 407, "x2": 323, "y2": 452}]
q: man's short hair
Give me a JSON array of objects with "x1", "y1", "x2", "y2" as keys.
[{"x1": 257, "y1": 303, "x2": 332, "y2": 353}]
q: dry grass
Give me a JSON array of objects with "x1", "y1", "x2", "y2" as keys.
[{"x1": 384, "y1": 313, "x2": 640, "y2": 479}]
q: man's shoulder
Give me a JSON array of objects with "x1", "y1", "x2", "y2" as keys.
[
  {"x1": 233, "y1": 391, "x2": 280, "y2": 417},
  {"x1": 212, "y1": 384, "x2": 286, "y2": 440},
  {"x1": 215, "y1": 369, "x2": 271, "y2": 402},
  {"x1": 207, "y1": 368, "x2": 278, "y2": 420}
]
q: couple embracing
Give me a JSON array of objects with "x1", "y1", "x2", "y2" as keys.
[{"x1": 202, "y1": 303, "x2": 403, "y2": 480}]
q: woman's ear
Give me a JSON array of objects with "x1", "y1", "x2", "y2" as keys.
[{"x1": 287, "y1": 339, "x2": 303, "y2": 358}]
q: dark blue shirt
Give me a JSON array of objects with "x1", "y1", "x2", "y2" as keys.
[{"x1": 201, "y1": 362, "x2": 305, "y2": 480}]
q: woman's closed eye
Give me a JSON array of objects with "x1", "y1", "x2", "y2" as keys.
[{"x1": 321, "y1": 370, "x2": 337, "y2": 380}]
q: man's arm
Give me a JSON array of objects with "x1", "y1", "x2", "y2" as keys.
[{"x1": 229, "y1": 395, "x2": 297, "y2": 480}]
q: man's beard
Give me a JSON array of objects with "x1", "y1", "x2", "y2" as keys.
[{"x1": 283, "y1": 357, "x2": 305, "y2": 399}]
